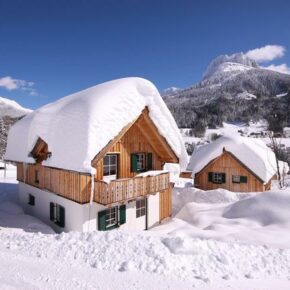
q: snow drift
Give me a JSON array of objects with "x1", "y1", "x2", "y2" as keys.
[{"x1": 5, "y1": 77, "x2": 188, "y2": 174}]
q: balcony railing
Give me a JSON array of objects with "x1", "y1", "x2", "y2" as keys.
[{"x1": 94, "y1": 171, "x2": 170, "y2": 205}]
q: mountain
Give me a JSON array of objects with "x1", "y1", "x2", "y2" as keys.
[
  {"x1": 0, "y1": 96, "x2": 32, "y2": 118},
  {"x1": 162, "y1": 52, "x2": 290, "y2": 134},
  {"x1": 0, "y1": 97, "x2": 32, "y2": 158}
]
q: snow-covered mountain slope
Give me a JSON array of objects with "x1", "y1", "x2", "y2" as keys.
[
  {"x1": 162, "y1": 52, "x2": 290, "y2": 129},
  {"x1": 202, "y1": 52, "x2": 258, "y2": 80},
  {"x1": 0, "y1": 96, "x2": 32, "y2": 118}
]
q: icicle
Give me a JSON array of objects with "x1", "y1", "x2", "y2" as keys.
[{"x1": 90, "y1": 173, "x2": 95, "y2": 205}]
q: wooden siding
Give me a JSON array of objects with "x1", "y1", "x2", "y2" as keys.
[
  {"x1": 159, "y1": 184, "x2": 173, "y2": 221},
  {"x1": 16, "y1": 162, "x2": 91, "y2": 204},
  {"x1": 194, "y1": 151, "x2": 267, "y2": 192},
  {"x1": 95, "y1": 120, "x2": 163, "y2": 180}
]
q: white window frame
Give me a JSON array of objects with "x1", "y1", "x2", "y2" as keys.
[
  {"x1": 105, "y1": 207, "x2": 118, "y2": 228},
  {"x1": 212, "y1": 172, "x2": 223, "y2": 184},
  {"x1": 136, "y1": 198, "x2": 146, "y2": 218},
  {"x1": 232, "y1": 175, "x2": 241, "y2": 183},
  {"x1": 103, "y1": 154, "x2": 118, "y2": 182},
  {"x1": 136, "y1": 153, "x2": 146, "y2": 171}
]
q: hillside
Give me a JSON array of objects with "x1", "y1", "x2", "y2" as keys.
[
  {"x1": 0, "y1": 97, "x2": 32, "y2": 158},
  {"x1": 162, "y1": 52, "x2": 290, "y2": 133}
]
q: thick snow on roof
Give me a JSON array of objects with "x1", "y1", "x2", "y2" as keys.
[
  {"x1": 5, "y1": 77, "x2": 188, "y2": 174},
  {"x1": 187, "y1": 135, "x2": 277, "y2": 183}
]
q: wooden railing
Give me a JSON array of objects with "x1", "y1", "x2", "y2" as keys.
[{"x1": 94, "y1": 172, "x2": 170, "y2": 205}]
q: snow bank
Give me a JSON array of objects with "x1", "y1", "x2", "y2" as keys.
[
  {"x1": 172, "y1": 187, "x2": 248, "y2": 216},
  {"x1": 223, "y1": 191, "x2": 290, "y2": 226},
  {"x1": 187, "y1": 135, "x2": 277, "y2": 183},
  {"x1": 5, "y1": 77, "x2": 188, "y2": 173},
  {"x1": 159, "y1": 188, "x2": 290, "y2": 247}
]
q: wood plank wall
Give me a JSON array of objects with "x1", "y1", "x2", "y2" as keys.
[
  {"x1": 16, "y1": 162, "x2": 91, "y2": 203},
  {"x1": 95, "y1": 121, "x2": 163, "y2": 180},
  {"x1": 194, "y1": 151, "x2": 266, "y2": 192},
  {"x1": 159, "y1": 184, "x2": 173, "y2": 221}
]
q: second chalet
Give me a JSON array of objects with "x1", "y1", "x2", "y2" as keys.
[
  {"x1": 187, "y1": 135, "x2": 288, "y2": 192},
  {"x1": 5, "y1": 77, "x2": 188, "y2": 232}
]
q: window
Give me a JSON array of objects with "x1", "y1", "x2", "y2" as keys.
[
  {"x1": 232, "y1": 175, "x2": 240, "y2": 183},
  {"x1": 103, "y1": 154, "x2": 118, "y2": 180},
  {"x1": 105, "y1": 207, "x2": 118, "y2": 228},
  {"x1": 28, "y1": 194, "x2": 35, "y2": 206},
  {"x1": 232, "y1": 175, "x2": 248, "y2": 184},
  {"x1": 50, "y1": 203, "x2": 65, "y2": 227},
  {"x1": 35, "y1": 170, "x2": 39, "y2": 184},
  {"x1": 208, "y1": 172, "x2": 226, "y2": 184},
  {"x1": 136, "y1": 153, "x2": 146, "y2": 171},
  {"x1": 136, "y1": 198, "x2": 146, "y2": 218},
  {"x1": 131, "y1": 153, "x2": 153, "y2": 172}
]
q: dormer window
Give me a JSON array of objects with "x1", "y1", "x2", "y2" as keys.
[{"x1": 30, "y1": 137, "x2": 51, "y2": 163}]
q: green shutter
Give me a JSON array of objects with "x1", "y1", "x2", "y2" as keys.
[
  {"x1": 131, "y1": 154, "x2": 138, "y2": 172},
  {"x1": 119, "y1": 205, "x2": 126, "y2": 225},
  {"x1": 240, "y1": 176, "x2": 248, "y2": 183},
  {"x1": 222, "y1": 173, "x2": 226, "y2": 183},
  {"x1": 98, "y1": 210, "x2": 106, "y2": 231},
  {"x1": 208, "y1": 172, "x2": 213, "y2": 182},
  {"x1": 59, "y1": 206, "x2": 65, "y2": 228},
  {"x1": 50, "y1": 202, "x2": 54, "y2": 221},
  {"x1": 147, "y1": 153, "x2": 153, "y2": 170}
]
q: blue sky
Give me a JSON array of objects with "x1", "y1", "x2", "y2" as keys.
[{"x1": 0, "y1": 0, "x2": 289, "y2": 109}]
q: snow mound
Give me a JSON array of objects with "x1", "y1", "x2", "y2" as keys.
[
  {"x1": 5, "y1": 77, "x2": 188, "y2": 173},
  {"x1": 223, "y1": 191, "x2": 290, "y2": 226},
  {"x1": 187, "y1": 134, "x2": 277, "y2": 183}
]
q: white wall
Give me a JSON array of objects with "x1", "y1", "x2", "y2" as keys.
[
  {"x1": 147, "y1": 192, "x2": 160, "y2": 229},
  {"x1": 19, "y1": 182, "x2": 162, "y2": 232}
]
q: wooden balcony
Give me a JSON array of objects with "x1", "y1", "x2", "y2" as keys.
[{"x1": 94, "y1": 171, "x2": 170, "y2": 205}]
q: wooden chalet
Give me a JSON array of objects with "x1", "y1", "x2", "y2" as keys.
[
  {"x1": 5, "y1": 78, "x2": 187, "y2": 232},
  {"x1": 187, "y1": 136, "x2": 282, "y2": 192}
]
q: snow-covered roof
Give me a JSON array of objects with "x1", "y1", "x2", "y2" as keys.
[
  {"x1": 187, "y1": 135, "x2": 278, "y2": 183},
  {"x1": 5, "y1": 77, "x2": 188, "y2": 174}
]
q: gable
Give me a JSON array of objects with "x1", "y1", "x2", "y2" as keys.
[
  {"x1": 91, "y1": 107, "x2": 179, "y2": 167},
  {"x1": 196, "y1": 150, "x2": 265, "y2": 184}
]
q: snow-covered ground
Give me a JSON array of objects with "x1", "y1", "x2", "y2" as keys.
[{"x1": 1, "y1": 166, "x2": 290, "y2": 289}]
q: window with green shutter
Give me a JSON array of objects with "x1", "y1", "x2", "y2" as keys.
[
  {"x1": 98, "y1": 210, "x2": 106, "y2": 231},
  {"x1": 49, "y1": 202, "x2": 65, "y2": 228},
  {"x1": 240, "y1": 176, "x2": 248, "y2": 183},
  {"x1": 208, "y1": 172, "x2": 213, "y2": 182},
  {"x1": 211, "y1": 172, "x2": 226, "y2": 184},
  {"x1": 131, "y1": 154, "x2": 138, "y2": 172},
  {"x1": 147, "y1": 153, "x2": 153, "y2": 170},
  {"x1": 119, "y1": 205, "x2": 126, "y2": 225}
]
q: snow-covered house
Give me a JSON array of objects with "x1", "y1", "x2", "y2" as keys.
[
  {"x1": 187, "y1": 135, "x2": 283, "y2": 192},
  {"x1": 5, "y1": 78, "x2": 188, "y2": 232}
]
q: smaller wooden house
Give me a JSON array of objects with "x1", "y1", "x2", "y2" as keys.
[{"x1": 187, "y1": 135, "x2": 286, "y2": 192}]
